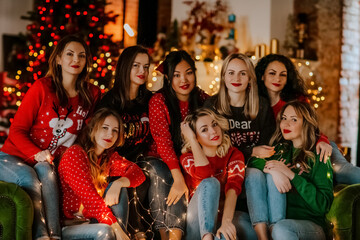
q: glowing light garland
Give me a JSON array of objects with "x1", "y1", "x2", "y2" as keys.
[
  {"x1": 292, "y1": 59, "x2": 324, "y2": 109},
  {"x1": 126, "y1": 161, "x2": 187, "y2": 240}
]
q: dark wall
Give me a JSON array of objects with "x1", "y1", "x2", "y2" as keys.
[{"x1": 137, "y1": 0, "x2": 158, "y2": 47}]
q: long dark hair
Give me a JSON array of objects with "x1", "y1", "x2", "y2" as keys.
[
  {"x1": 255, "y1": 54, "x2": 308, "y2": 102},
  {"x1": 75, "y1": 108, "x2": 124, "y2": 194},
  {"x1": 46, "y1": 34, "x2": 93, "y2": 109},
  {"x1": 161, "y1": 50, "x2": 204, "y2": 156},
  {"x1": 111, "y1": 45, "x2": 151, "y2": 110}
]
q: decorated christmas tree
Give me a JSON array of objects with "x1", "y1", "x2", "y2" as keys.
[{"x1": 0, "y1": 0, "x2": 121, "y2": 146}]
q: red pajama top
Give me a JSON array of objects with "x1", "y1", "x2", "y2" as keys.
[
  {"x1": 58, "y1": 145, "x2": 145, "y2": 225},
  {"x1": 148, "y1": 91, "x2": 208, "y2": 170}
]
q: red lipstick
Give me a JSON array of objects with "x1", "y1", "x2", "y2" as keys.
[
  {"x1": 283, "y1": 129, "x2": 291, "y2": 134},
  {"x1": 180, "y1": 84, "x2": 190, "y2": 90},
  {"x1": 272, "y1": 83, "x2": 281, "y2": 87},
  {"x1": 103, "y1": 139, "x2": 112, "y2": 143},
  {"x1": 71, "y1": 65, "x2": 80, "y2": 68},
  {"x1": 211, "y1": 136, "x2": 220, "y2": 141},
  {"x1": 231, "y1": 83, "x2": 241, "y2": 87},
  {"x1": 137, "y1": 75, "x2": 145, "y2": 79}
]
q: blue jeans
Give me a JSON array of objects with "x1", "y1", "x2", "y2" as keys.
[
  {"x1": 0, "y1": 152, "x2": 60, "y2": 240},
  {"x1": 62, "y1": 185, "x2": 129, "y2": 240},
  {"x1": 186, "y1": 178, "x2": 220, "y2": 240},
  {"x1": 186, "y1": 178, "x2": 257, "y2": 240},
  {"x1": 245, "y1": 167, "x2": 286, "y2": 226},
  {"x1": 271, "y1": 219, "x2": 325, "y2": 240},
  {"x1": 141, "y1": 157, "x2": 186, "y2": 233},
  {"x1": 330, "y1": 141, "x2": 360, "y2": 184},
  {"x1": 62, "y1": 224, "x2": 115, "y2": 240},
  {"x1": 233, "y1": 211, "x2": 257, "y2": 240}
]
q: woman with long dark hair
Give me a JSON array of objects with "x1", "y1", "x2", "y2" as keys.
[
  {"x1": 96, "y1": 45, "x2": 154, "y2": 240},
  {"x1": 0, "y1": 35, "x2": 101, "y2": 240},
  {"x1": 148, "y1": 50, "x2": 208, "y2": 240},
  {"x1": 255, "y1": 53, "x2": 360, "y2": 184}
]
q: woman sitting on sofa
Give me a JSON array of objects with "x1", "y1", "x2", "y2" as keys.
[
  {"x1": 255, "y1": 54, "x2": 360, "y2": 184},
  {"x1": 180, "y1": 108, "x2": 255, "y2": 240},
  {"x1": 58, "y1": 108, "x2": 145, "y2": 240},
  {"x1": 247, "y1": 100, "x2": 334, "y2": 240},
  {"x1": 0, "y1": 35, "x2": 101, "y2": 240}
]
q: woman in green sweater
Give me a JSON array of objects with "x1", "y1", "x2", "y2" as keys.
[{"x1": 247, "y1": 100, "x2": 333, "y2": 240}]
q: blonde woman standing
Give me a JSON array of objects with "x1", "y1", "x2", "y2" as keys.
[{"x1": 205, "y1": 53, "x2": 275, "y2": 162}]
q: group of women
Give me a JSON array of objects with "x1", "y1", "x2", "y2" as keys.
[{"x1": 0, "y1": 34, "x2": 359, "y2": 240}]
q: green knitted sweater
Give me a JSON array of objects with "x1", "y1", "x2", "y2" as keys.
[{"x1": 248, "y1": 142, "x2": 334, "y2": 231}]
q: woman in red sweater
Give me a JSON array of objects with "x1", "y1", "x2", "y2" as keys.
[
  {"x1": 59, "y1": 108, "x2": 145, "y2": 240},
  {"x1": 148, "y1": 50, "x2": 208, "y2": 240},
  {"x1": 0, "y1": 35, "x2": 101, "y2": 240},
  {"x1": 180, "y1": 108, "x2": 255, "y2": 240}
]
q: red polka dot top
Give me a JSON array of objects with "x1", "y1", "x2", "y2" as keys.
[
  {"x1": 148, "y1": 91, "x2": 208, "y2": 170},
  {"x1": 59, "y1": 145, "x2": 145, "y2": 225}
]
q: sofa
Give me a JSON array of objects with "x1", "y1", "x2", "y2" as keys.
[
  {"x1": 0, "y1": 182, "x2": 359, "y2": 240},
  {"x1": 327, "y1": 183, "x2": 360, "y2": 240},
  {"x1": 0, "y1": 181, "x2": 33, "y2": 240}
]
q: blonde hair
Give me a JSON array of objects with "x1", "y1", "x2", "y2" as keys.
[
  {"x1": 213, "y1": 53, "x2": 259, "y2": 119},
  {"x1": 181, "y1": 108, "x2": 231, "y2": 158},
  {"x1": 75, "y1": 108, "x2": 124, "y2": 195},
  {"x1": 270, "y1": 100, "x2": 319, "y2": 170}
]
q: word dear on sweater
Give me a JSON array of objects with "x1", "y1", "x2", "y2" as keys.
[{"x1": 229, "y1": 119, "x2": 252, "y2": 129}]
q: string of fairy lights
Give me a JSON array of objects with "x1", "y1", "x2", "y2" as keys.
[
  {"x1": 292, "y1": 59, "x2": 325, "y2": 109},
  {"x1": 127, "y1": 161, "x2": 187, "y2": 240}
]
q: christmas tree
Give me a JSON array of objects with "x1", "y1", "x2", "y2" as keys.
[{"x1": 0, "y1": 0, "x2": 121, "y2": 146}]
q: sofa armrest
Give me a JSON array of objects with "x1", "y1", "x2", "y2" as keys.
[
  {"x1": 0, "y1": 181, "x2": 34, "y2": 240},
  {"x1": 327, "y1": 183, "x2": 360, "y2": 240}
]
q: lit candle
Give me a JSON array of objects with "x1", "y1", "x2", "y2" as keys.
[
  {"x1": 270, "y1": 38, "x2": 279, "y2": 54},
  {"x1": 260, "y1": 44, "x2": 266, "y2": 58},
  {"x1": 255, "y1": 45, "x2": 261, "y2": 59}
]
